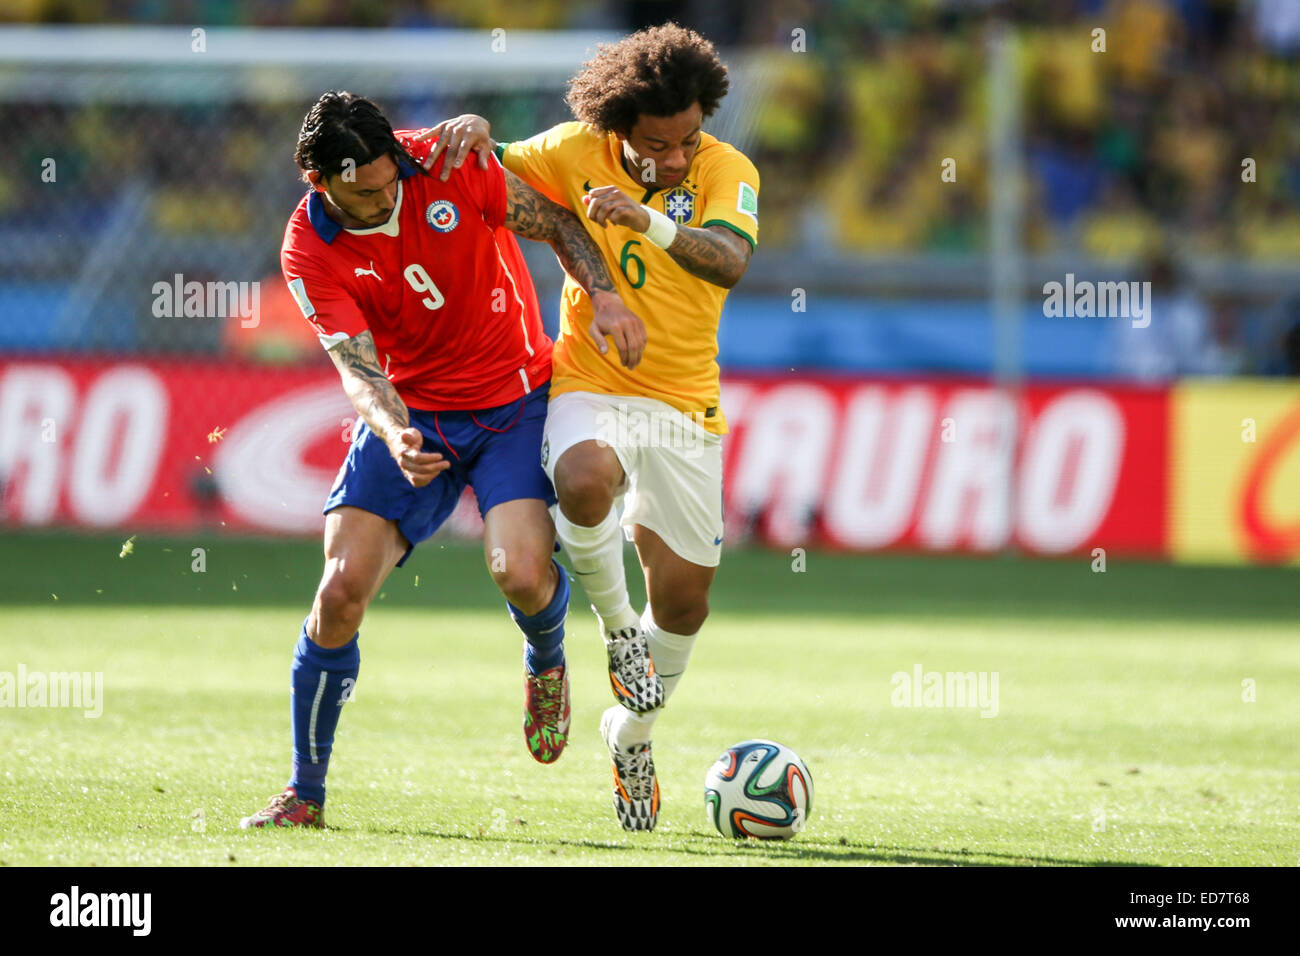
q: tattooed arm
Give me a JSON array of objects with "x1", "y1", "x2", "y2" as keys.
[
  {"x1": 582, "y1": 185, "x2": 753, "y2": 289},
  {"x1": 503, "y1": 168, "x2": 616, "y2": 298},
  {"x1": 662, "y1": 225, "x2": 752, "y2": 289},
  {"x1": 502, "y1": 168, "x2": 648, "y2": 369},
  {"x1": 327, "y1": 330, "x2": 405, "y2": 440},
  {"x1": 327, "y1": 330, "x2": 448, "y2": 487}
]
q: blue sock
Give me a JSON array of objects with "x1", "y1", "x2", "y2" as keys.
[
  {"x1": 509, "y1": 560, "x2": 569, "y2": 675},
  {"x1": 288, "y1": 621, "x2": 360, "y2": 806}
]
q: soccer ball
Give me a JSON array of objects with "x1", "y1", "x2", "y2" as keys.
[{"x1": 704, "y1": 739, "x2": 813, "y2": 839}]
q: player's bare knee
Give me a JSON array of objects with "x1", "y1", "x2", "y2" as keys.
[
  {"x1": 654, "y1": 597, "x2": 709, "y2": 636},
  {"x1": 558, "y1": 490, "x2": 613, "y2": 527},
  {"x1": 492, "y1": 554, "x2": 552, "y2": 614},
  {"x1": 314, "y1": 571, "x2": 370, "y2": 636},
  {"x1": 554, "y1": 450, "x2": 619, "y2": 525}
]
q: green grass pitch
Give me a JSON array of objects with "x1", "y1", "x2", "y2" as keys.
[{"x1": 1, "y1": 531, "x2": 1296, "y2": 866}]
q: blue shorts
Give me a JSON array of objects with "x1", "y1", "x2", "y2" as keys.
[{"x1": 324, "y1": 382, "x2": 555, "y2": 565}]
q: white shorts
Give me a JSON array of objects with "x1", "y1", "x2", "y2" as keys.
[{"x1": 542, "y1": 390, "x2": 724, "y2": 568}]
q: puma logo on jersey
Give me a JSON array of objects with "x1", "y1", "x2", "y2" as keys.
[{"x1": 354, "y1": 262, "x2": 382, "y2": 281}]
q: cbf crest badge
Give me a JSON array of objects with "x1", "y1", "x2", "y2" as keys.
[
  {"x1": 664, "y1": 187, "x2": 696, "y2": 225},
  {"x1": 425, "y1": 200, "x2": 459, "y2": 232}
]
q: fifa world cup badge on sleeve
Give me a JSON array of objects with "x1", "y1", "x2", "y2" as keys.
[
  {"x1": 287, "y1": 277, "x2": 315, "y2": 318},
  {"x1": 736, "y1": 182, "x2": 758, "y2": 221}
]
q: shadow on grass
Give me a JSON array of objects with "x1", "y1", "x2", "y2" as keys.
[{"x1": 347, "y1": 824, "x2": 1151, "y2": 866}]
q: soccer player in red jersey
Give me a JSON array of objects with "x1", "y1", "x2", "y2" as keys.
[{"x1": 241, "y1": 91, "x2": 645, "y2": 828}]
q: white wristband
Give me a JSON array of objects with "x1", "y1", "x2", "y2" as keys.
[{"x1": 641, "y1": 205, "x2": 678, "y2": 249}]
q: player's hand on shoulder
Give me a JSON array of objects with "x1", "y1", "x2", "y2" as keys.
[
  {"x1": 414, "y1": 115, "x2": 494, "y2": 182},
  {"x1": 589, "y1": 290, "x2": 647, "y2": 370},
  {"x1": 386, "y1": 426, "x2": 450, "y2": 487},
  {"x1": 582, "y1": 186, "x2": 649, "y2": 232}
]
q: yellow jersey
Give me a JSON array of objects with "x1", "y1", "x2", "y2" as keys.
[{"x1": 500, "y1": 121, "x2": 759, "y2": 435}]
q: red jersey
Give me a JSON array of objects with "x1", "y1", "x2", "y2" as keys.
[{"x1": 280, "y1": 130, "x2": 552, "y2": 411}]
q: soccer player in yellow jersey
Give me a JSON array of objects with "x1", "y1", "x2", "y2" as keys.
[{"x1": 422, "y1": 24, "x2": 758, "y2": 831}]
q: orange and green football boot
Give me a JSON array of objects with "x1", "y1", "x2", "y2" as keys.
[
  {"x1": 239, "y1": 787, "x2": 324, "y2": 829},
  {"x1": 523, "y1": 663, "x2": 571, "y2": 763}
]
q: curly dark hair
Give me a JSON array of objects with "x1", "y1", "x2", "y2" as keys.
[
  {"x1": 294, "y1": 90, "x2": 422, "y2": 183},
  {"x1": 565, "y1": 23, "x2": 729, "y2": 135}
]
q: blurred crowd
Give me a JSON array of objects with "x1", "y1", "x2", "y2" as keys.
[
  {"x1": 2, "y1": 0, "x2": 1298, "y2": 374},
  {"x1": 747, "y1": 0, "x2": 1300, "y2": 263},
  {"x1": 7, "y1": 0, "x2": 1297, "y2": 259}
]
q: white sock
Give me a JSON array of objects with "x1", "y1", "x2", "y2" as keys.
[
  {"x1": 607, "y1": 608, "x2": 698, "y2": 749},
  {"x1": 555, "y1": 506, "x2": 637, "y2": 631},
  {"x1": 642, "y1": 606, "x2": 696, "y2": 702},
  {"x1": 606, "y1": 706, "x2": 656, "y2": 750}
]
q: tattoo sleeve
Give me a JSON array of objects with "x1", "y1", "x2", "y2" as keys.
[
  {"x1": 502, "y1": 168, "x2": 617, "y2": 297},
  {"x1": 665, "y1": 225, "x2": 753, "y2": 289},
  {"x1": 327, "y1": 330, "x2": 409, "y2": 444}
]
